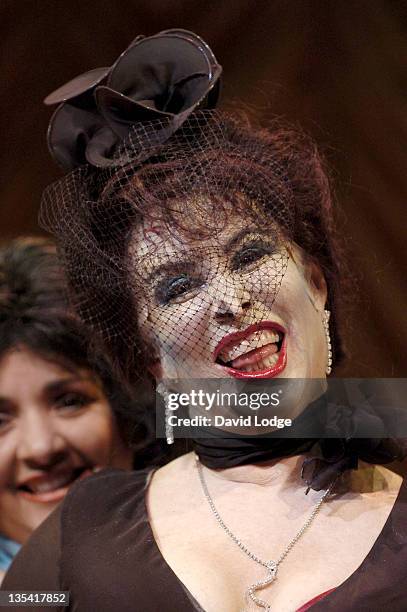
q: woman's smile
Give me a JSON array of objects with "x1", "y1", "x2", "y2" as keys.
[
  {"x1": 13, "y1": 465, "x2": 94, "y2": 504},
  {"x1": 133, "y1": 213, "x2": 328, "y2": 382},
  {"x1": 213, "y1": 321, "x2": 287, "y2": 379},
  {"x1": 0, "y1": 348, "x2": 126, "y2": 543}
]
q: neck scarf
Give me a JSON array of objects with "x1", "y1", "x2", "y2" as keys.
[{"x1": 193, "y1": 390, "x2": 407, "y2": 491}]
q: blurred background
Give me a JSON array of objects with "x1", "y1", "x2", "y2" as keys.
[{"x1": 0, "y1": 0, "x2": 406, "y2": 377}]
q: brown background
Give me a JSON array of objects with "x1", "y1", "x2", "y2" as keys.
[{"x1": 0, "y1": 0, "x2": 406, "y2": 376}]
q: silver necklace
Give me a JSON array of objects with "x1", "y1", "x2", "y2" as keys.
[{"x1": 195, "y1": 455, "x2": 336, "y2": 611}]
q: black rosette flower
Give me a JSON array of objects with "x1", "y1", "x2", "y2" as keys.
[{"x1": 45, "y1": 29, "x2": 222, "y2": 169}]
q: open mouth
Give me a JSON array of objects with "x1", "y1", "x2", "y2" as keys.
[
  {"x1": 16, "y1": 466, "x2": 92, "y2": 504},
  {"x1": 214, "y1": 322, "x2": 287, "y2": 379}
]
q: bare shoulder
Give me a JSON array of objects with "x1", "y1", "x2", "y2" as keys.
[{"x1": 151, "y1": 452, "x2": 195, "y2": 484}]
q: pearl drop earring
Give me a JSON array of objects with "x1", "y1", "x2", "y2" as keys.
[
  {"x1": 323, "y1": 310, "x2": 333, "y2": 375},
  {"x1": 156, "y1": 382, "x2": 174, "y2": 445}
]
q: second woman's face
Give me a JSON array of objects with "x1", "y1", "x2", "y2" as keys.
[
  {"x1": 0, "y1": 347, "x2": 132, "y2": 544},
  {"x1": 132, "y1": 209, "x2": 328, "y2": 382}
]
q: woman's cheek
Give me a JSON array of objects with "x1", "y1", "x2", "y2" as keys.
[
  {"x1": 247, "y1": 256, "x2": 289, "y2": 302},
  {"x1": 153, "y1": 296, "x2": 211, "y2": 358},
  {"x1": 57, "y1": 404, "x2": 115, "y2": 465}
]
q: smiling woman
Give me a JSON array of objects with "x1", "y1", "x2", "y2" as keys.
[
  {"x1": 0, "y1": 351, "x2": 115, "y2": 534},
  {"x1": 2, "y1": 30, "x2": 407, "y2": 612},
  {"x1": 0, "y1": 237, "x2": 134, "y2": 583},
  {"x1": 40, "y1": 107, "x2": 342, "y2": 388}
]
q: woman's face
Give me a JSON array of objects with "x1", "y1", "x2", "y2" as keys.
[
  {"x1": 0, "y1": 347, "x2": 132, "y2": 544},
  {"x1": 132, "y1": 206, "x2": 328, "y2": 382}
]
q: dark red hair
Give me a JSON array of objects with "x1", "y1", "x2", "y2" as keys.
[{"x1": 41, "y1": 112, "x2": 345, "y2": 383}]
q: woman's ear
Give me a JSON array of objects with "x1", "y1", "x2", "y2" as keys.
[
  {"x1": 304, "y1": 259, "x2": 328, "y2": 312},
  {"x1": 288, "y1": 244, "x2": 328, "y2": 312}
]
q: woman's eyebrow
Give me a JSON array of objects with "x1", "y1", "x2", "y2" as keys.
[
  {"x1": 224, "y1": 227, "x2": 270, "y2": 252},
  {"x1": 44, "y1": 377, "x2": 96, "y2": 395}
]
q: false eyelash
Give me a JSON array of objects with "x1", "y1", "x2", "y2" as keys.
[
  {"x1": 231, "y1": 239, "x2": 277, "y2": 271},
  {"x1": 155, "y1": 274, "x2": 204, "y2": 305}
]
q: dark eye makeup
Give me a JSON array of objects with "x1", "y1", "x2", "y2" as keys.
[
  {"x1": 231, "y1": 238, "x2": 278, "y2": 271},
  {"x1": 155, "y1": 273, "x2": 205, "y2": 305},
  {"x1": 152, "y1": 234, "x2": 279, "y2": 305}
]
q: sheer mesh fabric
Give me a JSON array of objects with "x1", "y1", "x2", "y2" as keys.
[{"x1": 40, "y1": 110, "x2": 338, "y2": 380}]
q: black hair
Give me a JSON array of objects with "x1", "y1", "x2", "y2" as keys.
[{"x1": 0, "y1": 236, "x2": 155, "y2": 456}]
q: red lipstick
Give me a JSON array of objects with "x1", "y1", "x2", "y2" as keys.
[{"x1": 213, "y1": 321, "x2": 287, "y2": 379}]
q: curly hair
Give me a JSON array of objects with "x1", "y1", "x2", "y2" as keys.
[{"x1": 41, "y1": 111, "x2": 345, "y2": 383}]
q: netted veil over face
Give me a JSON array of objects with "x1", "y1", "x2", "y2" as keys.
[
  {"x1": 40, "y1": 110, "x2": 341, "y2": 383},
  {"x1": 40, "y1": 29, "x2": 342, "y2": 385},
  {"x1": 40, "y1": 29, "x2": 407, "y2": 492}
]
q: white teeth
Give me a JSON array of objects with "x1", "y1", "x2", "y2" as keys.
[
  {"x1": 263, "y1": 354, "x2": 279, "y2": 367},
  {"x1": 241, "y1": 353, "x2": 279, "y2": 372},
  {"x1": 26, "y1": 473, "x2": 76, "y2": 494},
  {"x1": 219, "y1": 330, "x2": 280, "y2": 363},
  {"x1": 223, "y1": 338, "x2": 252, "y2": 362},
  {"x1": 259, "y1": 330, "x2": 279, "y2": 345}
]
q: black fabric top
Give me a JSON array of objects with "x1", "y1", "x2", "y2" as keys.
[{"x1": 2, "y1": 468, "x2": 407, "y2": 611}]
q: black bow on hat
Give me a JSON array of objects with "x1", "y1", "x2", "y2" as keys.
[{"x1": 45, "y1": 29, "x2": 222, "y2": 170}]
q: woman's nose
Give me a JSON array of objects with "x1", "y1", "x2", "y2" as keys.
[
  {"x1": 209, "y1": 275, "x2": 251, "y2": 323},
  {"x1": 16, "y1": 411, "x2": 67, "y2": 467}
]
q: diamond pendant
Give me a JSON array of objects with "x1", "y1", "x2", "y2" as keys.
[{"x1": 246, "y1": 561, "x2": 277, "y2": 610}]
